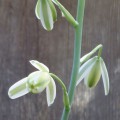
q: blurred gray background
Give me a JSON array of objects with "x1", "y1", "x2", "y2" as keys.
[{"x1": 0, "y1": 0, "x2": 120, "y2": 120}]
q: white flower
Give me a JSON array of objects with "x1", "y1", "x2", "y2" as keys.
[
  {"x1": 35, "y1": 0, "x2": 57, "y2": 31},
  {"x1": 8, "y1": 60, "x2": 56, "y2": 106},
  {"x1": 35, "y1": 0, "x2": 78, "y2": 31},
  {"x1": 76, "y1": 56, "x2": 110, "y2": 95}
]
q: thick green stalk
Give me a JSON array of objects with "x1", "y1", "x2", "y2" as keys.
[{"x1": 61, "y1": 0, "x2": 86, "y2": 120}]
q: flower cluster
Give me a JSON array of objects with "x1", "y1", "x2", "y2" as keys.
[
  {"x1": 8, "y1": 45, "x2": 109, "y2": 109},
  {"x1": 8, "y1": 60, "x2": 56, "y2": 106},
  {"x1": 35, "y1": 0, "x2": 78, "y2": 30}
]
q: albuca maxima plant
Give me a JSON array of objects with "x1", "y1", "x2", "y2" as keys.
[{"x1": 8, "y1": 0, "x2": 110, "y2": 120}]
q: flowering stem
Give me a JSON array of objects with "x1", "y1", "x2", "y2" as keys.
[
  {"x1": 61, "y1": 0, "x2": 86, "y2": 120},
  {"x1": 50, "y1": 73, "x2": 70, "y2": 110}
]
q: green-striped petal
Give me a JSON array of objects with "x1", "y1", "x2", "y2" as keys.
[
  {"x1": 30, "y1": 60, "x2": 49, "y2": 72},
  {"x1": 40, "y1": 0, "x2": 54, "y2": 30},
  {"x1": 46, "y1": 77, "x2": 56, "y2": 106},
  {"x1": 100, "y1": 58, "x2": 110, "y2": 95},
  {"x1": 35, "y1": 0, "x2": 41, "y2": 19},
  {"x1": 8, "y1": 77, "x2": 29, "y2": 99},
  {"x1": 48, "y1": 0, "x2": 57, "y2": 22},
  {"x1": 84, "y1": 58, "x2": 101, "y2": 88},
  {"x1": 76, "y1": 56, "x2": 97, "y2": 86}
]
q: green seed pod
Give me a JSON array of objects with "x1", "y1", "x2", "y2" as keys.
[
  {"x1": 27, "y1": 71, "x2": 51, "y2": 93},
  {"x1": 84, "y1": 58, "x2": 101, "y2": 88}
]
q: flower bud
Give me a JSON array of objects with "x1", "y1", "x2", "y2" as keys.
[
  {"x1": 77, "y1": 55, "x2": 110, "y2": 95},
  {"x1": 35, "y1": 0, "x2": 55, "y2": 31}
]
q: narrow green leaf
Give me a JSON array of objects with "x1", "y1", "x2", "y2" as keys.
[{"x1": 100, "y1": 58, "x2": 110, "y2": 95}]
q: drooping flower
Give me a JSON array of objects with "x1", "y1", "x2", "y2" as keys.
[
  {"x1": 8, "y1": 60, "x2": 56, "y2": 106},
  {"x1": 76, "y1": 56, "x2": 110, "y2": 95},
  {"x1": 35, "y1": 0, "x2": 78, "y2": 31},
  {"x1": 35, "y1": 0, "x2": 57, "y2": 31}
]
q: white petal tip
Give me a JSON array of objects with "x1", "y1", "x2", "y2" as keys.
[
  {"x1": 48, "y1": 102, "x2": 53, "y2": 107},
  {"x1": 8, "y1": 95, "x2": 16, "y2": 99},
  {"x1": 8, "y1": 91, "x2": 13, "y2": 99},
  {"x1": 29, "y1": 60, "x2": 34, "y2": 64},
  {"x1": 105, "y1": 91, "x2": 109, "y2": 96}
]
